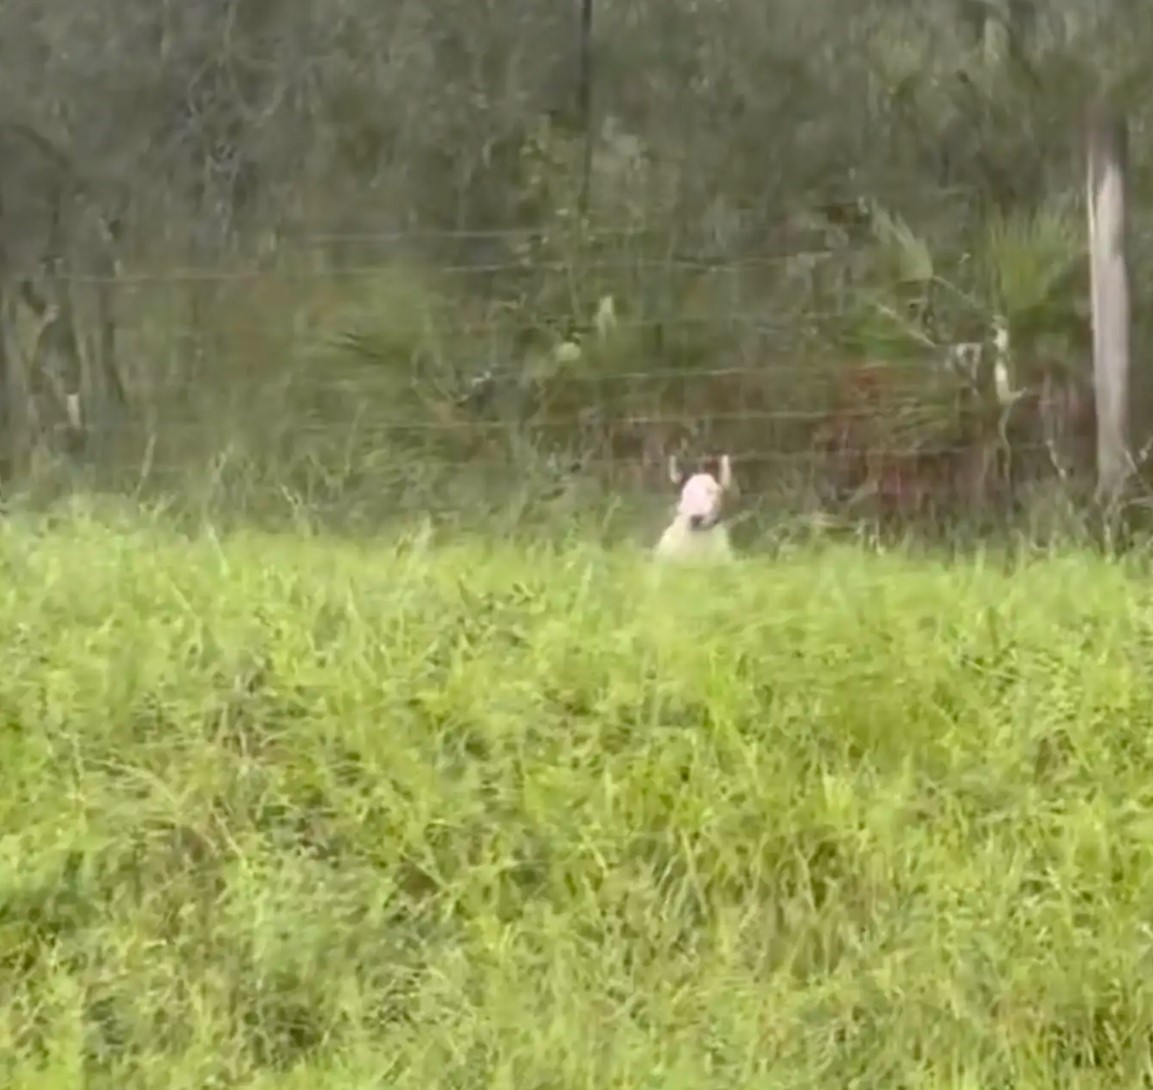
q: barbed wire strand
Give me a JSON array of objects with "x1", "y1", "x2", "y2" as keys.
[
  {"x1": 72, "y1": 255, "x2": 870, "y2": 284},
  {"x1": 107, "y1": 444, "x2": 1060, "y2": 468},
  {"x1": 63, "y1": 236, "x2": 989, "y2": 284},
  {"x1": 248, "y1": 411, "x2": 1035, "y2": 434},
  {"x1": 271, "y1": 203, "x2": 985, "y2": 246}
]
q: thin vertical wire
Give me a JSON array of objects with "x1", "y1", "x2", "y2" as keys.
[{"x1": 577, "y1": 0, "x2": 595, "y2": 217}]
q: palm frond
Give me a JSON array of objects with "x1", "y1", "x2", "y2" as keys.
[{"x1": 977, "y1": 202, "x2": 1083, "y2": 323}]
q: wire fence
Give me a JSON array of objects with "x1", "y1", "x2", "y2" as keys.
[{"x1": 0, "y1": 225, "x2": 1104, "y2": 534}]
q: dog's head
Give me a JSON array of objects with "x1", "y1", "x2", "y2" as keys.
[{"x1": 669, "y1": 453, "x2": 733, "y2": 531}]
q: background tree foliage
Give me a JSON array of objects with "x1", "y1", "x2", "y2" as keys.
[{"x1": 0, "y1": 0, "x2": 1148, "y2": 535}]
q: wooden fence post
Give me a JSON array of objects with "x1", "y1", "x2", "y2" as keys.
[{"x1": 1086, "y1": 102, "x2": 1132, "y2": 511}]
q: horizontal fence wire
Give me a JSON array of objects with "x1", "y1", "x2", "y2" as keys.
[
  {"x1": 196, "y1": 413, "x2": 1040, "y2": 435},
  {"x1": 443, "y1": 365, "x2": 966, "y2": 383},
  {"x1": 142, "y1": 364, "x2": 952, "y2": 385},
  {"x1": 141, "y1": 314, "x2": 914, "y2": 334},
  {"x1": 83, "y1": 255, "x2": 871, "y2": 284},
  {"x1": 2, "y1": 227, "x2": 1096, "y2": 527},
  {"x1": 61, "y1": 211, "x2": 991, "y2": 283},
  {"x1": 107, "y1": 435, "x2": 991, "y2": 457},
  {"x1": 121, "y1": 447, "x2": 1058, "y2": 467}
]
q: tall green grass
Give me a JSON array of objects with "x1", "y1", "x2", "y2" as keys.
[{"x1": 2, "y1": 510, "x2": 1153, "y2": 1087}]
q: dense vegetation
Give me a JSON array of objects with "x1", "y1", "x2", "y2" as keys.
[{"x1": 0, "y1": 1, "x2": 1150, "y2": 532}]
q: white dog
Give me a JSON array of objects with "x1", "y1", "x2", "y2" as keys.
[{"x1": 654, "y1": 454, "x2": 735, "y2": 562}]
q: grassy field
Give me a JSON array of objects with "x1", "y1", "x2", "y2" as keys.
[{"x1": 3, "y1": 509, "x2": 1153, "y2": 1088}]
